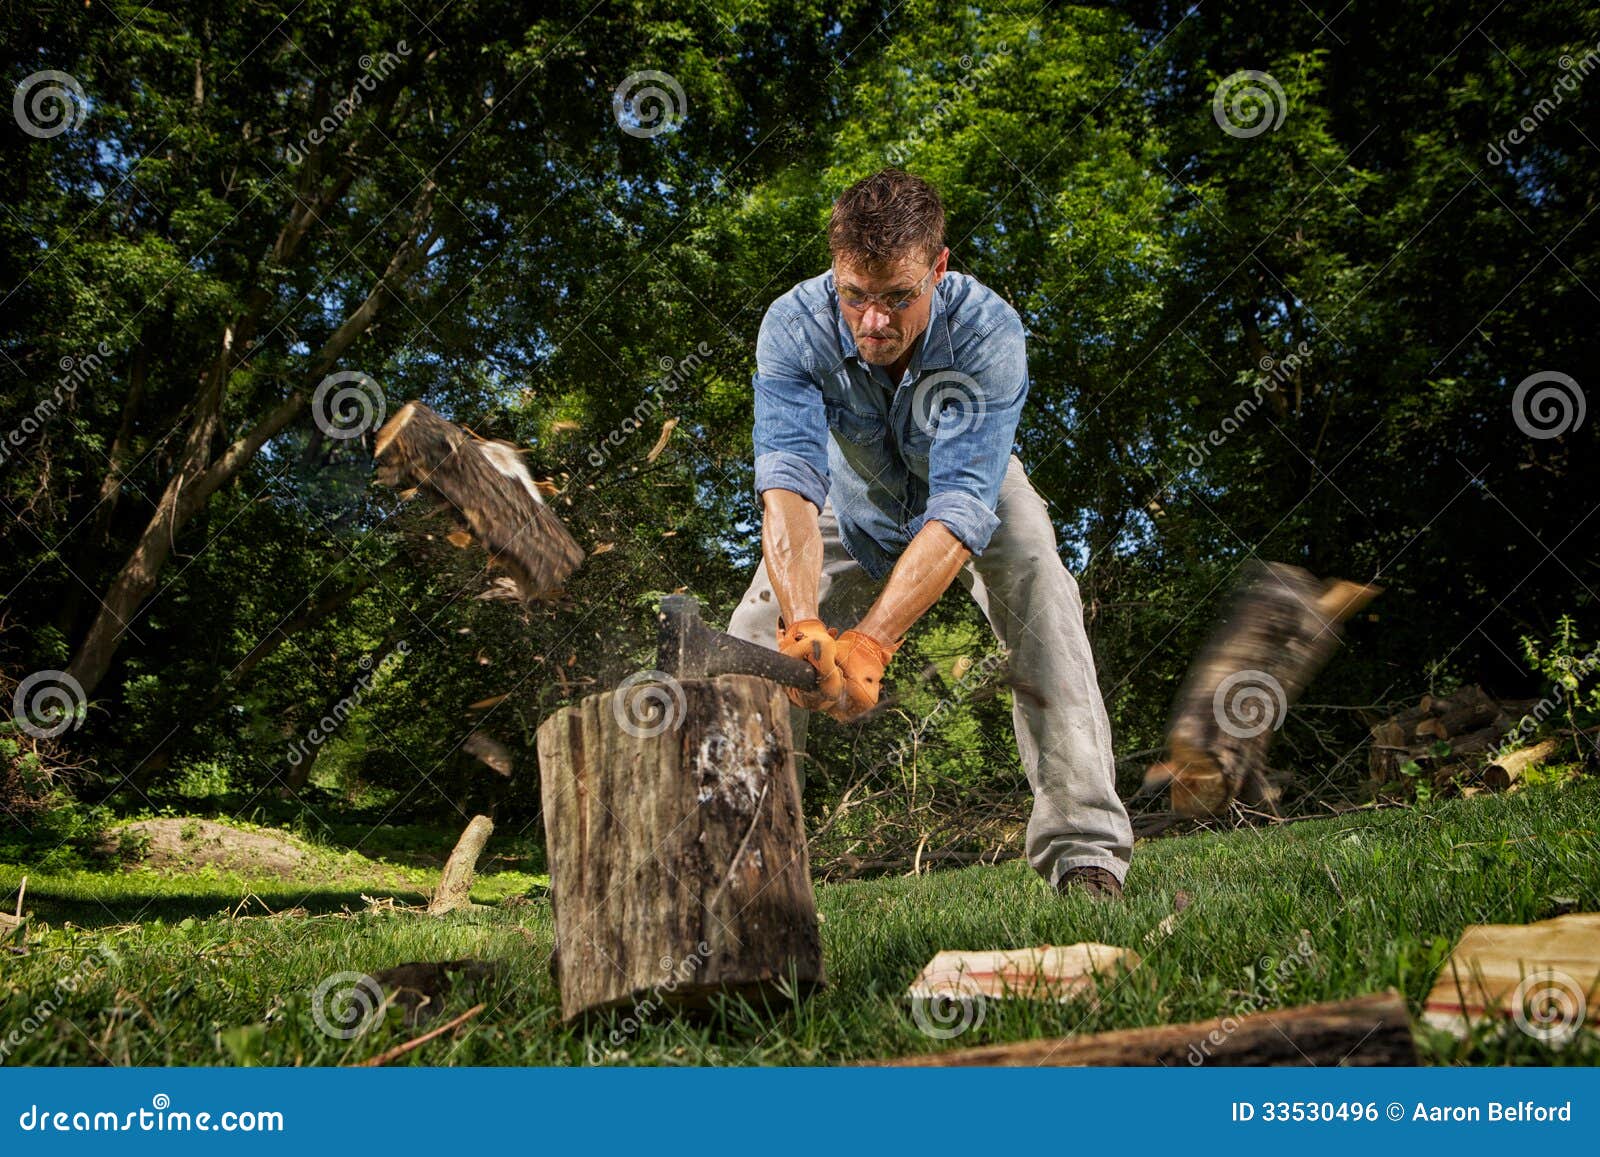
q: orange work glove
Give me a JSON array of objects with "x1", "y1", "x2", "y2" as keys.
[
  {"x1": 828, "y1": 629, "x2": 900, "y2": 722},
  {"x1": 776, "y1": 618, "x2": 843, "y2": 711}
]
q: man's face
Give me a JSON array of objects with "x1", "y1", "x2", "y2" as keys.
[{"x1": 833, "y1": 247, "x2": 950, "y2": 367}]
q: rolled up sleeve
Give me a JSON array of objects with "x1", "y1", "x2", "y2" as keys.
[
  {"x1": 752, "y1": 306, "x2": 829, "y2": 513},
  {"x1": 908, "y1": 311, "x2": 1029, "y2": 555}
]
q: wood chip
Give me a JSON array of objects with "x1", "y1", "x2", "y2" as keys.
[
  {"x1": 908, "y1": 943, "x2": 1141, "y2": 1004},
  {"x1": 1422, "y1": 911, "x2": 1600, "y2": 1042}
]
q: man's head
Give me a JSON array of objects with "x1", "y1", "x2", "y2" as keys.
[{"x1": 829, "y1": 169, "x2": 950, "y2": 369}]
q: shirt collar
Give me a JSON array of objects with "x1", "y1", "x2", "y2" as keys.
[{"x1": 829, "y1": 271, "x2": 956, "y2": 377}]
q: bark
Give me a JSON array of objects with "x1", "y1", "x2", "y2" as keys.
[{"x1": 536, "y1": 674, "x2": 825, "y2": 1021}]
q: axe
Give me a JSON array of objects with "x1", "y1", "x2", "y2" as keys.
[{"x1": 656, "y1": 594, "x2": 820, "y2": 690}]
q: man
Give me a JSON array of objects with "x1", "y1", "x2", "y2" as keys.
[{"x1": 726, "y1": 169, "x2": 1132, "y2": 899}]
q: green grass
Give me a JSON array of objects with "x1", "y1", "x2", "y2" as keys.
[{"x1": 2, "y1": 780, "x2": 1597, "y2": 1066}]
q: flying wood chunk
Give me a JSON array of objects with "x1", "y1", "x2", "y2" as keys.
[
  {"x1": 373, "y1": 400, "x2": 585, "y2": 601},
  {"x1": 1145, "y1": 562, "x2": 1381, "y2": 817}
]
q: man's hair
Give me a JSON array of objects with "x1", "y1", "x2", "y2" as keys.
[{"x1": 828, "y1": 169, "x2": 945, "y2": 269}]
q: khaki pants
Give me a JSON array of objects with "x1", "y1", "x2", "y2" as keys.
[{"x1": 725, "y1": 456, "x2": 1133, "y2": 886}]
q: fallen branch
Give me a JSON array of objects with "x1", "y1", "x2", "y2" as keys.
[{"x1": 354, "y1": 1003, "x2": 485, "y2": 1067}]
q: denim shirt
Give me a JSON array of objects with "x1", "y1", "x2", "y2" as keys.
[{"x1": 752, "y1": 270, "x2": 1029, "y2": 580}]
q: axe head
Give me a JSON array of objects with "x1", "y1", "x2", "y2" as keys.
[{"x1": 656, "y1": 594, "x2": 819, "y2": 691}]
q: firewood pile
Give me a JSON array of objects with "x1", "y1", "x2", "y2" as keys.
[{"x1": 1366, "y1": 685, "x2": 1550, "y2": 797}]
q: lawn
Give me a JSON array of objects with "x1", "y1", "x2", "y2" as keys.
[{"x1": 2, "y1": 780, "x2": 1597, "y2": 1066}]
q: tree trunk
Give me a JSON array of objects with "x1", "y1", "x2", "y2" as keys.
[
  {"x1": 65, "y1": 184, "x2": 437, "y2": 699},
  {"x1": 536, "y1": 674, "x2": 824, "y2": 1022}
]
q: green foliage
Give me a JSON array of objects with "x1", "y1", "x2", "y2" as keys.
[{"x1": 2, "y1": 0, "x2": 1596, "y2": 826}]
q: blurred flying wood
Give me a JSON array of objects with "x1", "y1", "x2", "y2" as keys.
[
  {"x1": 1145, "y1": 563, "x2": 1381, "y2": 817},
  {"x1": 536, "y1": 674, "x2": 824, "y2": 1021},
  {"x1": 646, "y1": 417, "x2": 678, "y2": 463},
  {"x1": 872, "y1": 992, "x2": 1417, "y2": 1067},
  {"x1": 373, "y1": 401, "x2": 584, "y2": 601},
  {"x1": 428, "y1": 815, "x2": 494, "y2": 915},
  {"x1": 461, "y1": 732, "x2": 513, "y2": 777}
]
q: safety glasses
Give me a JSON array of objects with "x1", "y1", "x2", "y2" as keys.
[{"x1": 835, "y1": 263, "x2": 936, "y2": 313}]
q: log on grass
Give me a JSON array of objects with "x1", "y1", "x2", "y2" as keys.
[
  {"x1": 429, "y1": 814, "x2": 495, "y2": 915},
  {"x1": 872, "y1": 991, "x2": 1416, "y2": 1067},
  {"x1": 535, "y1": 673, "x2": 824, "y2": 1022},
  {"x1": 1147, "y1": 563, "x2": 1381, "y2": 816},
  {"x1": 1482, "y1": 737, "x2": 1565, "y2": 792}
]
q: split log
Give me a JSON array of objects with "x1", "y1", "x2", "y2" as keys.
[
  {"x1": 1146, "y1": 563, "x2": 1380, "y2": 816},
  {"x1": 1482, "y1": 737, "x2": 1564, "y2": 792},
  {"x1": 428, "y1": 815, "x2": 494, "y2": 915},
  {"x1": 871, "y1": 991, "x2": 1416, "y2": 1067},
  {"x1": 536, "y1": 673, "x2": 824, "y2": 1022}
]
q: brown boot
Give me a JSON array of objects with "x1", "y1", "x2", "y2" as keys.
[{"x1": 1056, "y1": 865, "x2": 1124, "y2": 901}]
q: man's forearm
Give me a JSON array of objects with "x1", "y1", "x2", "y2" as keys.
[
  {"x1": 761, "y1": 488, "x2": 824, "y2": 627},
  {"x1": 855, "y1": 520, "x2": 970, "y2": 643}
]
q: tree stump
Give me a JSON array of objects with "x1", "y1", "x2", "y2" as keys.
[{"x1": 535, "y1": 673, "x2": 824, "y2": 1022}]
